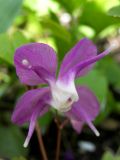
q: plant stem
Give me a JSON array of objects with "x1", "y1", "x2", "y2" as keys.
[
  {"x1": 55, "y1": 117, "x2": 69, "y2": 160},
  {"x1": 35, "y1": 121, "x2": 48, "y2": 160},
  {"x1": 60, "y1": 119, "x2": 69, "y2": 129},
  {"x1": 55, "y1": 127, "x2": 62, "y2": 160}
]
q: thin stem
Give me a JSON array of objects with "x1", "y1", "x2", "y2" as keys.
[
  {"x1": 55, "y1": 127, "x2": 62, "y2": 160},
  {"x1": 35, "y1": 121, "x2": 48, "y2": 160},
  {"x1": 55, "y1": 117, "x2": 69, "y2": 160},
  {"x1": 60, "y1": 119, "x2": 69, "y2": 129}
]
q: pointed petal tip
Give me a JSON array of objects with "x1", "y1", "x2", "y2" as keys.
[
  {"x1": 94, "y1": 129, "x2": 100, "y2": 137},
  {"x1": 102, "y1": 43, "x2": 116, "y2": 57},
  {"x1": 87, "y1": 121, "x2": 100, "y2": 137},
  {"x1": 107, "y1": 43, "x2": 117, "y2": 53},
  {"x1": 23, "y1": 139, "x2": 28, "y2": 148},
  {"x1": 91, "y1": 125, "x2": 100, "y2": 137}
]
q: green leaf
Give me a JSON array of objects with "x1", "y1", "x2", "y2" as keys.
[
  {"x1": 0, "y1": 71, "x2": 10, "y2": 97},
  {"x1": 80, "y1": 1, "x2": 120, "y2": 34},
  {"x1": 40, "y1": 17, "x2": 72, "y2": 60},
  {"x1": 101, "y1": 151, "x2": 120, "y2": 160},
  {"x1": 53, "y1": 0, "x2": 87, "y2": 14},
  {"x1": 102, "y1": 151, "x2": 114, "y2": 160},
  {"x1": 12, "y1": 157, "x2": 27, "y2": 160},
  {"x1": 76, "y1": 69, "x2": 108, "y2": 103},
  {"x1": 0, "y1": 0, "x2": 23, "y2": 33},
  {"x1": 95, "y1": 91, "x2": 115, "y2": 124},
  {"x1": 0, "y1": 126, "x2": 27, "y2": 158},
  {"x1": 115, "y1": 103, "x2": 120, "y2": 113},
  {"x1": 40, "y1": 18, "x2": 71, "y2": 43},
  {"x1": 98, "y1": 57, "x2": 120, "y2": 89},
  {"x1": 0, "y1": 31, "x2": 28, "y2": 65},
  {"x1": 38, "y1": 111, "x2": 53, "y2": 128},
  {"x1": 76, "y1": 69, "x2": 113, "y2": 124},
  {"x1": 115, "y1": 155, "x2": 120, "y2": 160},
  {"x1": 0, "y1": 33, "x2": 13, "y2": 64},
  {"x1": 12, "y1": 32, "x2": 28, "y2": 48},
  {"x1": 108, "y1": 5, "x2": 120, "y2": 17}
]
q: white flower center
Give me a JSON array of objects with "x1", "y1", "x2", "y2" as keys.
[{"x1": 50, "y1": 80, "x2": 79, "y2": 112}]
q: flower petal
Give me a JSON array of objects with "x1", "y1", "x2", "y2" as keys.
[
  {"x1": 59, "y1": 39, "x2": 114, "y2": 82},
  {"x1": 31, "y1": 65, "x2": 55, "y2": 85},
  {"x1": 14, "y1": 43, "x2": 57, "y2": 86},
  {"x1": 71, "y1": 46, "x2": 112, "y2": 79},
  {"x1": 66, "y1": 86, "x2": 100, "y2": 135},
  {"x1": 59, "y1": 38, "x2": 97, "y2": 79},
  {"x1": 70, "y1": 119, "x2": 84, "y2": 133},
  {"x1": 23, "y1": 109, "x2": 38, "y2": 148},
  {"x1": 12, "y1": 87, "x2": 51, "y2": 125}
]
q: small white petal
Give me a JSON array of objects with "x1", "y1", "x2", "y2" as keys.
[{"x1": 50, "y1": 79, "x2": 79, "y2": 112}]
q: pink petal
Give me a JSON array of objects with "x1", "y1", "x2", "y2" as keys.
[
  {"x1": 66, "y1": 86, "x2": 100, "y2": 135},
  {"x1": 12, "y1": 87, "x2": 51, "y2": 125},
  {"x1": 71, "y1": 47, "x2": 112, "y2": 79},
  {"x1": 70, "y1": 119, "x2": 84, "y2": 133},
  {"x1": 23, "y1": 109, "x2": 38, "y2": 148},
  {"x1": 59, "y1": 38, "x2": 97, "y2": 79},
  {"x1": 59, "y1": 38, "x2": 113, "y2": 83},
  {"x1": 14, "y1": 43, "x2": 57, "y2": 86},
  {"x1": 31, "y1": 65, "x2": 55, "y2": 85}
]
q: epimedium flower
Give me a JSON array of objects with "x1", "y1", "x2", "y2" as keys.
[{"x1": 12, "y1": 38, "x2": 114, "y2": 148}]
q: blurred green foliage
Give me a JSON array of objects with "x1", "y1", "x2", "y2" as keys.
[
  {"x1": 0, "y1": 32, "x2": 28, "y2": 65},
  {"x1": 0, "y1": 126, "x2": 28, "y2": 158},
  {"x1": 108, "y1": 5, "x2": 120, "y2": 17},
  {"x1": 102, "y1": 150, "x2": 120, "y2": 160},
  {"x1": 0, "y1": 0, "x2": 23, "y2": 33},
  {"x1": 0, "y1": 0, "x2": 120, "y2": 158}
]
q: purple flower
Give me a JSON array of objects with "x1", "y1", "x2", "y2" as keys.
[{"x1": 12, "y1": 38, "x2": 114, "y2": 147}]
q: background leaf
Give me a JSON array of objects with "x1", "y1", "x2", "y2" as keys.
[
  {"x1": 108, "y1": 5, "x2": 120, "y2": 17},
  {"x1": 101, "y1": 151, "x2": 120, "y2": 160},
  {"x1": 76, "y1": 69, "x2": 108, "y2": 103},
  {"x1": 80, "y1": 1, "x2": 120, "y2": 34},
  {"x1": 0, "y1": 0, "x2": 23, "y2": 33},
  {"x1": 40, "y1": 18, "x2": 71, "y2": 43},
  {"x1": 0, "y1": 32, "x2": 28, "y2": 65},
  {"x1": 0, "y1": 126, "x2": 27, "y2": 158}
]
